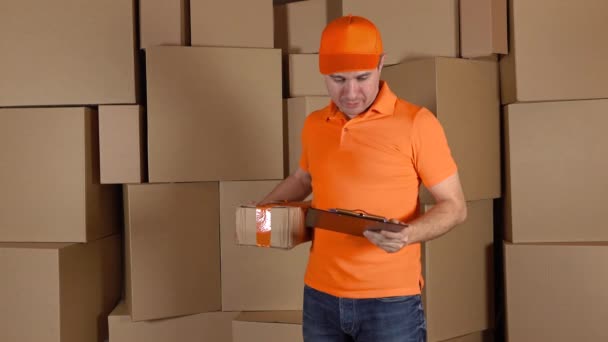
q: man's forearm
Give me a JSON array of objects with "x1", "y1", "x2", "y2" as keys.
[
  {"x1": 364, "y1": 173, "x2": 466, "y2": 252},
  {"x1": 407, "y1": 200, "x2": 467, "y2": 244},
  {"x1": 258, "y1": 174, "x2": 312, "y2": 205}
]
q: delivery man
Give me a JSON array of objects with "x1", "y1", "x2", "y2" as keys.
[{"x1": 259, "y1": 15, "x2": 467, "y2": 342}]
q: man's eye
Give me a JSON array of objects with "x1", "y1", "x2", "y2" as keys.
[
  {"x1": 357, "y1": 76, "x2": 369, "y2": 81},
  {"x1": 333, "y1": 78, "x2": 345, "y2": 83}
]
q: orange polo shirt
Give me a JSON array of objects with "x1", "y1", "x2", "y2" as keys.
[{"x1": 299, "y1": 81, "x2": 457, "y2": 298}]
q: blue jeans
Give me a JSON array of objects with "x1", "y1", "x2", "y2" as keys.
[{"x1": 303, "y1": 285, "x2": 426, "y2": 342}]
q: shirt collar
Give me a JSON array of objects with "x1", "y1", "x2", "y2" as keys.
[{"x1": 327, "y1": 81, "x2": 397, "y2": 121}]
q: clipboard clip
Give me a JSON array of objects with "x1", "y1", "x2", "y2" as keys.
[{"x1": 328, "y1": 208, "x2": 390, "y2": 223}]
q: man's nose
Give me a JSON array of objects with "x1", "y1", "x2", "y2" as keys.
[{"x1": 342, "y1": 80, "x2": 358, "y2": 98}]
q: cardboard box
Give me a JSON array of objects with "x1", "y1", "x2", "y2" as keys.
[
  {"x1": 191, "y1": 0, "x2": 272, "y2": 48},
  {"x1": 124, "y1": 182, "x2": 221, "y2": 321},
  {"x1": 140, "y1": 0, "x2": 189, "y2": 49},
  {"x1": 441, "y1": 330, "x2": 494, "y2": 342},
  {"x1": 286, "y1": 96, "x2": 330, "y2": 175},
  {"x1": 232, "y1": 311, "x2": 303, "y2": 342},
  {"x1": 460, "y1": 0, "x2": 508, "y2": 58},
  {"x1": 0, "y1": 0, "x2": 138, "y2": 106},
  {"x1": 99, "y1": 105, "x2": 145, "y2": 184},
  {"x1": 0, "y1": 107, "x2": 121, "y2": 242},
  {"x1": 220, "y1": 181, "x2": 310, "y2": 311},
  {"x1": 288, "y1": 54, "x2": 327, "y2": 97},
  {"x1": 274, "y1": 0, "x2": 342, "y2": 53},
  {"x1": 500, "y1": 0, "x2": 608, "y2": 104},
  {"x1": 146, "y1": 46, "x2": 283, "y2": 182},
  {"x1": 505, "y1": 242, "x2": 608, "y2": 341},
  {"x1": 109, "y1": 302, "x2": 237, "y2": 342},
  {"x1": 423, "y1": 200, "x2": 494, "y2": 342},
  {"x1": 504, "y1": 100, "x2": 608, "y2": 242},
  {"x1": 0, "y1": 235, "x2": 122, "y2": 342},
  {"x1": 236, "y1": 204, "x2": 310, "y2": 249},
  {"x1": 275, "y1": 0, "x2": 459, "y2": 65},
  {"x1": 383, "y1": 57, "x2": 501, "y2": 203}
]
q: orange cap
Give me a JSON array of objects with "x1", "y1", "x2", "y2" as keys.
[{"x1": 319, "y1": 15, "x2": 383, "y2": 75}]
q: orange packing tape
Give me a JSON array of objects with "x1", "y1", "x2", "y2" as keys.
[
  {"x1": 255, "y1": 201, "x2": 310, "y2": 247},
  {"x1": 255, "y1": 204, "x2": 273, "y2": 247}
]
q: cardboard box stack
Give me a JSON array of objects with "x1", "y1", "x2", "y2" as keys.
[
  {"x1": 12, "y1": 0, "x2": 608, "y2": 340},
  {"x1": 1, "y1": 0, "x2": 500, "y2": 340},
  {"x1": 0, "y1": 0, "x2": 133, "y2": 340},
  {"x1": 109, "y1": 0, "x2": 309, "y2": 341},
  {"x1": 500, "y1": 1, "x2": 608, "y2": 341}
]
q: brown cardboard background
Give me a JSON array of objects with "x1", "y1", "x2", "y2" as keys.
[
  {"x1": 191, "y1": 0, "x2": 273, "y2": 48},
  {"x1": 140, "y1": 0, "x2": 189, "y2": 49},
  {"x1": 424, "y1": 200, "x2": 494, "y2": 341},
  {"x1": 146, "y1": 46, "x2": 283, "y2": 182},
  {"x1": 500, "y1": 0, "x2": 608, "y2": 103},
  {"x1": 505, "y1": 243, "x2": 608, "y2": 341},
  {"x1": 0, "y1": 107, "x2": 120, "y2": 242},
  {"x1": 124, "y1": 182, "x2": 221, "y2": 321},
  {"x1": 0, "y1": 236, "x2": 121, "y2": 342},
  {"x1": 0, "y1": 246, "x2": 61, "y2": 341},
  {"x1": 460, "y1": 0, "x2": 507, "y2": 58},
  {"x1": 504, "y1": 100, "x2": 608, "y2": 242},
  {"x1": 274, "y1": 0, "x2": 342, "y2": 53},
  {"x1": 59, "y1": 235, "x2": 122, "y2": 342},
  {"x1": 0, "y1": 0, "x2": 138, "y2": 106},
  {"x1": 288, "y1": 54, "x2": 327, "y2": 97},
  {"x1": 109, "y1": 302, "x2": 237, "y2": 342},
  {"x1": 99, "y1": 105, "x2": 145, "y2": 184}
]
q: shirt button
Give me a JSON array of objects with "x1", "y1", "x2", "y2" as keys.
[{"x1": 344, "y1": 128, "x2": 349, "y2": 132}]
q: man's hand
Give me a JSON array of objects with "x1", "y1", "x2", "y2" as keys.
[{"x1": 363, "y1": 219, "x2": 410, "y2": 253}]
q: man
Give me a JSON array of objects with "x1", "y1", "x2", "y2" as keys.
[{"x1": 259, "y1": 15, "x2": 466, "y2": 342}]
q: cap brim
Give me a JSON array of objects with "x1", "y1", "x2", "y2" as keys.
[{"x1": 319, "y1": 54, "x2": 380, "y2": 75}]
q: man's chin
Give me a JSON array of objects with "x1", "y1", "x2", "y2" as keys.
[
  {"x1": 347, "y1": 109, "x2": 364, "y2": 117},
  {"x1": 340, "y1": 106, "x2": 363, "y2": 117}
]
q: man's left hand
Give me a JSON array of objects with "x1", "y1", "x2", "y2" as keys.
[{"x1": 363, "y1": 219, "x2": 410, "y2": 253}]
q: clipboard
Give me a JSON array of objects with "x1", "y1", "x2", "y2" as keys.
[{"x1": 304, "y1": 208, "x2": 407, "y2": 236}]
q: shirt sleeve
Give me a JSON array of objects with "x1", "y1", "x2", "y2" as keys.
[{"x1": 411, "y1": 108, "x2": 458, "y2": 188}]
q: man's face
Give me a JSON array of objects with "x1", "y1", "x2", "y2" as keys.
[{"x1": 323, "y1": 56, "x2": 384, "y2": 119}]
